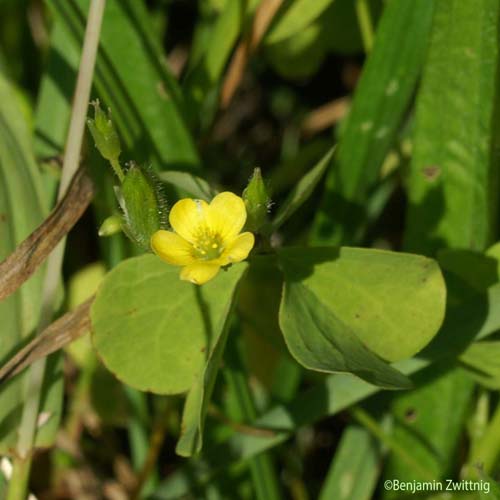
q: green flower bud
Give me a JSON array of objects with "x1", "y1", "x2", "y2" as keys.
[
  {"x1": 98, "y1": 214, "x2": 123, "y2": 237},
  {"x1": 87, "y1": 100, "x2": 121, "y2": 163},
  {"x1": 243, "y1": 168, "x2": 270, "y2": 233},
  {"x1": 119, "y1": 164, "x2": 167, "y2": 250}
]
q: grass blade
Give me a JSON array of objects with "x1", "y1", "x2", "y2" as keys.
[
  {"x1": 0, "y1": 73, "x2": 62, "y2": 454},
  {"x1": 312, "y1": 0, "x2": 435, "y2": 245},
  {"x1": 318, "y1": 425, "x2": 380, "y2": 500},
  {"x1": 404, "y1": 0, "x2": 500, "y2": 254},
  {"x1": 46, "y1": 0, "x2": 200, "y2": 171}
]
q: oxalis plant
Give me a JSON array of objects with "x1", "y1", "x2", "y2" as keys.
[{"x1": 87, "y1": 100, "x2": 445, "y2": 457}]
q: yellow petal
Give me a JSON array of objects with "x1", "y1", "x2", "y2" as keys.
[
  {"x1": 151, "y1": 230, "x2": 195, "y2": 265},
  {"x1": 169, "y1": 198, "x2": 209, "y2": 243},
  {"x1": 207, "y1": 192, "x2": 247, "y2": 242},
  {"x1": 180, "y1": 262, "x2": 220, "y2": 285},
  {"x1": 219, "y1": 232, "x2": 255, "y2": 264}
]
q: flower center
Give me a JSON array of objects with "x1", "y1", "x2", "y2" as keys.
[{"x1": 192, "y1": 229, "x2": 224, "y2": 261}]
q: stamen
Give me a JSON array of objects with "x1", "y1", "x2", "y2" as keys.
[{"x1": 192, "y1": 228, "x2": 224, "y2": 261}]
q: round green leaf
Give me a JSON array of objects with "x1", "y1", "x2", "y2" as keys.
[
  {"x1": 279, "y1": 247, "x2": 446, "y2": 363},
  {"x1": 280, "y1": 278, "x2": 412, "y2": 389},
  {"x1": 91, "y1": 255, "x2": 247, "y2": 394}
]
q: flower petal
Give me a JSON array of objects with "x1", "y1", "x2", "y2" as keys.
[
  {"x1": 169, "y1": 198, "x2": 209, "y2": 243},
  {"x1": 207, "y1": 192, "x2": 247, "y2": 242},
  {"x1": 151, "y1": 230, "x2": 195, "y2": 265},
  {"x1": 180, "y1": 262, "x2": 220, "y2": 285},
  {"x1": 219, "y1": 232, "x2": 255, "y2": 264}
]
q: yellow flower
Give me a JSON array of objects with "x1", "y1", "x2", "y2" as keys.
[{"x1": 151, "y1": 192, "x2": 255, "y2": 285}]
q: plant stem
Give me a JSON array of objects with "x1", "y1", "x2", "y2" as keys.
[
  {"x1": 65, "y1": 355, "x2": 98, "y2": 441},
  {"x1": 468, "y1": 389, "x2": 490, "y2": 464},
  {"x1": 7, "y1": 1, "x2": 106, "y2": 498},
  {"x1": 5, "y1": 463, "x2": 30, "y2": 500},
  {"x1": 124, "y1": 387, "x2": 151, "y2": 471},
  {"x1": 130, "y1": 398, "x2": 169, "y2": 499},
  {"x1": 355, "y1": 0, "x2": 375, "y2": 53},
  {"x1": 351, "y1": 406, "x2": 436, "y2": 481},
  {"x1": 469, "y1": 401, "x2": 500, "y2": 474},
  {"x1": 224, "y1": 335, "x2": 282, "y2": 500},
  {"x1": 110, "y1": 158, "x2": 125, "y2": 183}
]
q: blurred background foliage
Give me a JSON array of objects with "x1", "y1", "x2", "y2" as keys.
[{"x1": 2, "y1": 0, "x2": 500, "y2": 499}]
